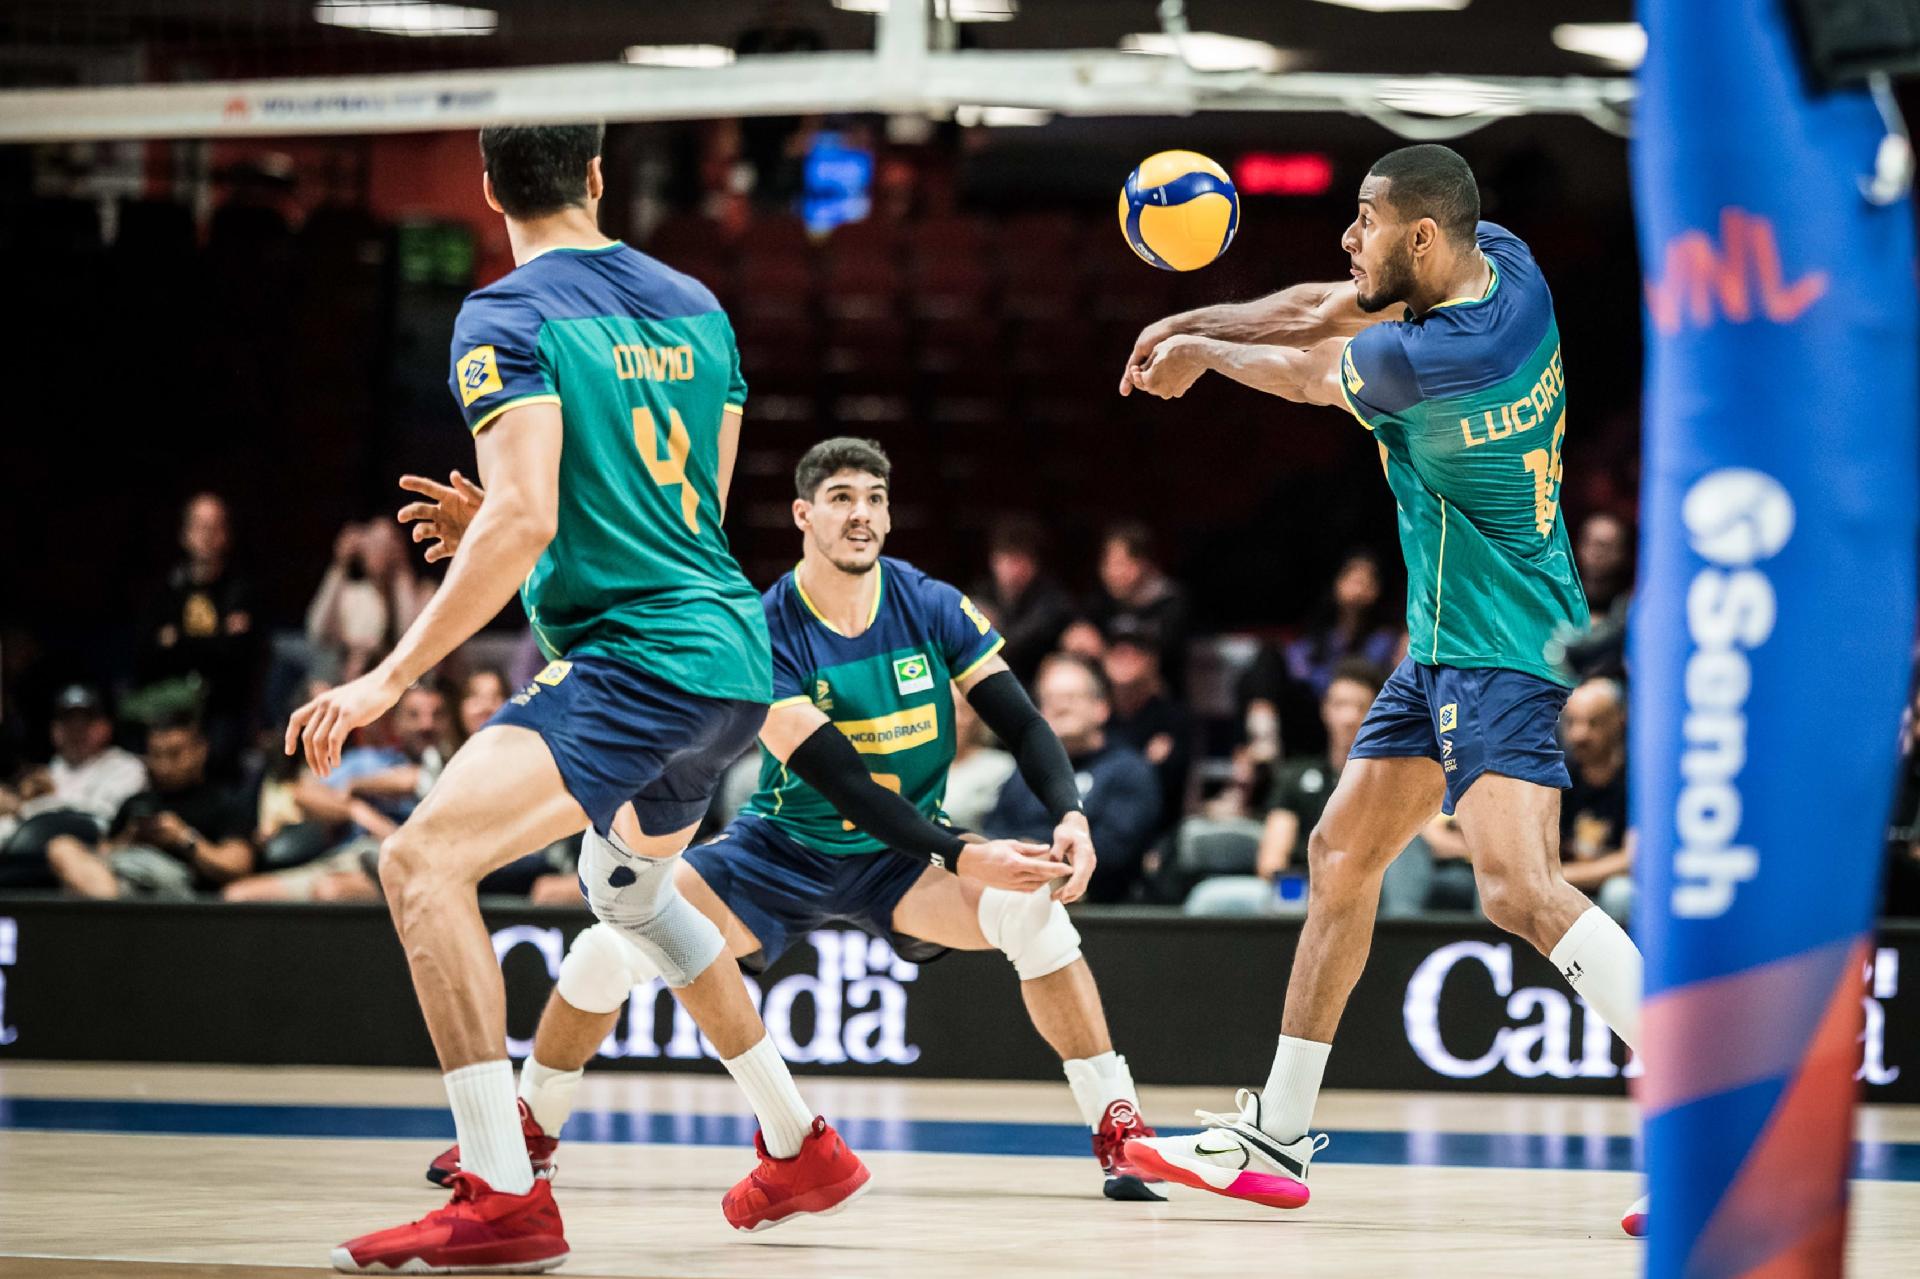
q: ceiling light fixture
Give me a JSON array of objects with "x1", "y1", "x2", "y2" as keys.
[
  {"x1": 313, "y1": 2, "x2": 497, "y2": 37},
  {"x1": 1119, "y1": 32, "x2": 1294, "y2": 73},
  {"x1": 1551, "y1": 23, "x2": 1647, "y2": 70},
  {"x1": 623, "y1": 44, "x2": 736, "y2": 68}
]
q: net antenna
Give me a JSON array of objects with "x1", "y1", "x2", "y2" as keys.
[{"x1": 0, "y1": 0, "x2": 1637, "y2": 143}]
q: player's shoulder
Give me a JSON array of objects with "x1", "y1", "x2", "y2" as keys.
[
  {"x1": 1474, "y1": 220, "x2": 1538, "y2": 277},
  {"x1": 465, "y1": 243, "x2": 725, "y2": 326}
]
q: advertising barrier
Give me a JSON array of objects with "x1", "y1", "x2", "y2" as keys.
[{"x1": 0, "y1": 901, "x2": 1913, "y2": 1101}]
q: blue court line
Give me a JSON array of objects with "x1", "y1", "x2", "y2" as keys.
[{"x1": 3, "y1": 1096, "x2": 1918, "y2": 1183}]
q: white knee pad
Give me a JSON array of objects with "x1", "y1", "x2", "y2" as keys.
[
  {"x1": 556, "y1": 922, "x2": 658, "y2": 1015},
  {"x1": 577, "y1": 829, "x2": 724, "y2": 989},
  {"x1": 977, "y1": 886, "x2": 1082, "y2": 981}
]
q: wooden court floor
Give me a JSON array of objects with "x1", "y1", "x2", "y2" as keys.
[{"x1": 2, "y1": 1064, "x2": 1917, "y2": 1278}]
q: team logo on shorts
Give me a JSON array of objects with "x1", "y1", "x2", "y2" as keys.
[
  {"x1": 456, "y1": 344, "x2": 502, "y2": 406},
  {"x1": 535, "y1": 660, "x2": 573, "y2": 687},
  {"x1": 893, "y1": 654, "x2": 934, "y2": 694},
  {"x1": 1438, "y1": 702, "x2": 1458, "y2": 732}
]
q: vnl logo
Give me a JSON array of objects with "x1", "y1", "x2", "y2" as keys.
[
  {"x1": 1671, "y1": 468, "x2": 1795, "y2": 918},
  {"x1": 1644, "y1": 207, "x2": 1828, "y2": 335},
  {"x1": 491, "y1": 926, "x2": 920, "y2": 1067}
]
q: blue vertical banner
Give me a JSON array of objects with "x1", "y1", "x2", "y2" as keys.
[{"x1": 1632, "y1": 1, "x2": 1918, "y2": 1276}]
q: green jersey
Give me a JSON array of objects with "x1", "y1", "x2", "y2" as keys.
[
  {"x1": 448, "y1": 242, "x2": 771, "y2": 703},
  {"x1": 745, "y1": 558, "x2": 1005, "y2": 855},
  {"x1": 1337, "y1": 222, "x2": 1589, "y2": 687}
]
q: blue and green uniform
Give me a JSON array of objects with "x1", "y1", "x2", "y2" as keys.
[
  {"x1": 685, "y1": 557, "x2": 1006, "y2": 968},
  {"x1": 1337, "y1": 222, "x2": 1590, "y2": 807},
  {"x1": 453, "y1": 242, "x2": 769, "y2": 834}
]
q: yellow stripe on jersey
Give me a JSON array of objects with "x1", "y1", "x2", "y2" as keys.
[
  {"x1": 470, "y1": 393, "x2": 562, "y2": 436},
  {"x1": 952, "y1": 636, "x2": 1007, "y2": 685}
]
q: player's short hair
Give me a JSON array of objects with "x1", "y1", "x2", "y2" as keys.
[
  {"x1": 1039, "y1": 652, "x2": 1110, "y2": 704},
  {"x1": 479, "y1": 124, "x2": 606, "y2": 219},
  {"x1": 795, "y1": 436, "x2": 891, "y2": 500},
  {"x1": 1367, "y1": 144, "x2": 1481, "y2": 245},
  {"x1": 1326, "y1": 657, "x2": 1386, "y2": 699},
  {"x1": 1101, "y1": 520, "x2": 1157, "y2": 565}
]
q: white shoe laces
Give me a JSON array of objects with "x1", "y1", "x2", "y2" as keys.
[{"x1": 1192, "y1": 1088, "x2": 1331, "y2": 1161}]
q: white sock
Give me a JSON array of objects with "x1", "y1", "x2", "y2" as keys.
[
  {"x1": 723, "y1": 1035, "x2": 815, "y2": 1159},
  {"x1": 1258, "y1": 1035, "x2": 1331, "y2": 1144},
  {"x1": 518, "y1": 1058, "x2": 584, "y2": 1138},
  {"x1": 1062, "y1": 1051, "x2": 1140, "y2": 1130},
  {"x1": 1550, "y1": 905, "x2": 1644, "y2": 1050},
  {"x1": 444, "y1": 1060, "x2": 535, "y2": 1194}
]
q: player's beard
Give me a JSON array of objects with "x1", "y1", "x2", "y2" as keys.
[
  {"x1": 1355, "y1": 236, "x2": 1416, "y2": 312},
  {"x1": 825, "y1": 528, "x2": 882, "y2": 575}
]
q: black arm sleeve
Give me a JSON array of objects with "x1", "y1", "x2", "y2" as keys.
[
  {"x1": 966, "y1": 670, "x2": 1083, "y2": 822},
  {"x1": 784, "y1": 722, "x2": 967, "y2": 869}
]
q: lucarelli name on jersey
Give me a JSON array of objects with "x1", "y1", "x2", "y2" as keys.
[
  {"x1": 1672, "y1": 468, "x2": 1796, "y2": 919},
  {"x1": 1456, "y1": 345, "x2": 1565, "y2": 449}
]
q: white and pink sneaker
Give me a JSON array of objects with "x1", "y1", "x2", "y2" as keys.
[{"x1": 1121, "y1": 1089, "x2": 1325, "y2": 1210}]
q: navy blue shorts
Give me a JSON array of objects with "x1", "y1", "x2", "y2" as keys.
[
  {"x1": 682, "y1": 813, "x2": 946, "y2": 973},
  {"x1": 489, "y1": 655, "x2": 766, "y2": 838},
  {"x1": 1349, "y1": 657, "x2": 1572, "y2": 814}
]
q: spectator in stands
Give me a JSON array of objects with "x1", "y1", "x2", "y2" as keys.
[
  {"x1": 943, "y1": 692, "x2": 1014, "y2": 834},
  {"x1": 1254, "y1": 660, "x2": 1382, "y2": 884},
  {"x1": 1558, "y1": 678, "x2": 1633, "y2": 926},
  {"x1": 1883, "y1": 685, "x2": 1920, "y2": 919},
  {"x1": 1283, "y1": 550, "x2": 1402, "y2": 700},
  {"x1": 142, "y1": 493, "x2": 257, "y2": 773},
  {"x1": 1578, "y1": 512, "x2": 1633, "y2": 613},
  {"x1": 972, "y1": 518, "x2": 1075, "y2": 684},
  {"x1": 221, "y1": 682, "x2": 447, "y2": 902},
  {"x1": 0, "y1": 685, "x2": 147, "y2": 851},
  {"x1": 984, "y1": 654, "x2": 1159, "y2": 904},
  {"x1": 44, "y1": 715, "x2": 254, "y2": 899},
  {"x1": 306, "y1": 518, "x2": 431, "y2": 683},
  {"x1": 1084, "y1": 522, "x2": 1190, "y2": 692},
  {"x1": 1561, "y1": 512, "x2": 1633, "y2": 680},
  {"x1": 1101, "y1": 616, "x2": 1191, "y2": 833}
]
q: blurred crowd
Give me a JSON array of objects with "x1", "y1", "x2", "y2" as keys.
[{"x1": 2, "y1": 488, "x2": 1917, "y2": 930}]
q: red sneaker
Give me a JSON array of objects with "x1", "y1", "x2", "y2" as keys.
[
  {"x1": 1092, "y1": 1099, "x2": 1166, "y2": 1201},
  {"x1": 426, "y1": 1100, "x2": 559, "y2": 1188},
  {"x1": 722, "y1": 1117, "x2": 871, "y2": 1232},
  {"x1": 332, "y1": 1171, "x2": 567, "y2": 1275}
]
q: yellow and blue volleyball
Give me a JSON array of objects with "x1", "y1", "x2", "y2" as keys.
[{"x1": 1119, "y1": 150, "x2": 1239, "y2": 272}]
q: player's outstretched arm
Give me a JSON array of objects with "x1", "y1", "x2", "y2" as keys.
[
  {"x1": 1119, "y1": 280, "x2": 1376, "y2": 395},
  {"x1": 287, "y1": 403, "x2": 561, "y2": 774},
  {"x1": 957, "y1": 657, "x2": 1095, "y2": 904},
  {"x1": 759, "y1": 701, "x2": 1067, "y2": 892},
  {"x1": 1130, "y1": 334, "x2": 1349, "y2": 407}
]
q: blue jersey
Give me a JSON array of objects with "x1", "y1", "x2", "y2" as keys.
[
  {"x1": 744, "y1": 557, "x2": 1005, "y2": 855},
  {"x1": 1339, "y1": 221, "x2": 1590, "y2": 686}
]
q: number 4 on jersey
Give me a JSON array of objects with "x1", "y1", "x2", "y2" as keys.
[{"x1": 633, "y1": 407, "x2": 700, "y2": 534}]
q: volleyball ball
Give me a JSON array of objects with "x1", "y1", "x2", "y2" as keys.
[{"x1": 1119, "y1": 151, "x2": 1240, "y2": 272}]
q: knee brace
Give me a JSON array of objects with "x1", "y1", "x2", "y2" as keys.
[
  {"x1": 977, "y1": 885, "x2": 1082, "y2": 981},
  {"x1": 556, "y1": 922, "x2": 658, "y2": 1015},
  {"x1": 577, "y1": 829, "x2": 724, "y2": 989}
]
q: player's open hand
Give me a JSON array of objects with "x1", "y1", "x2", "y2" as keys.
[
  {"x1": 286, "y1": 667, "x2": 406, "y2": 776},
  {"x1": 1119, "y1": 318, "x2": 1178, "y2": 396},
  {"x1": 956, "y1": 839, "x2": 1071, "y2": 892},
  {"x1": 1131, "y1": 334, "x2": 1211, "y2": 399},
  {"x1": 1048, "y1": 811, "x2": 1096, "y2": 903},
  {"x1": 398, "y1": 470, "x2": 486, "y2": 563}
]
